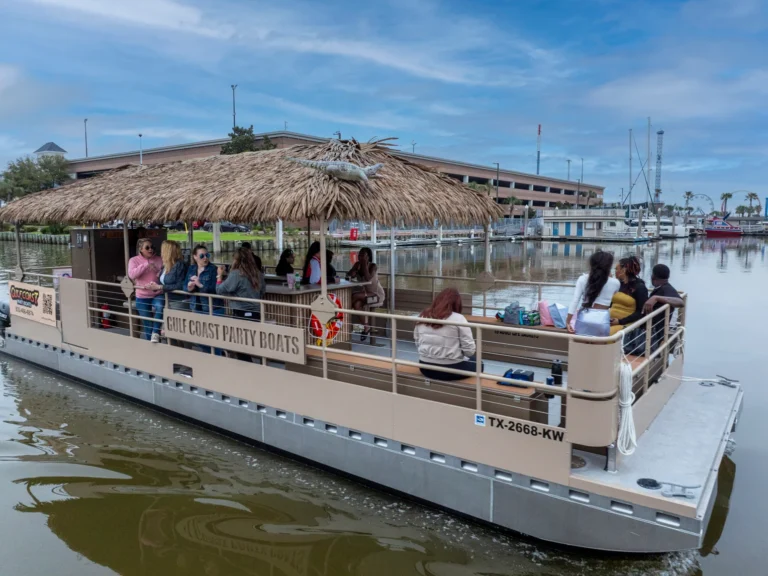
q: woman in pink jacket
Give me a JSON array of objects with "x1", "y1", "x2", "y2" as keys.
[{"x1": 128, "y1": 238, "x2": 164, "y2": 342}]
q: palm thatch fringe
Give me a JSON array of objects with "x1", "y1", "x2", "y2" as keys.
[{"x1": 0, "y1": 138, "x2": 503, "y2": 225}]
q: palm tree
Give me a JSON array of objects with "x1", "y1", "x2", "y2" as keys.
[
  {"x1": 720, "y1": 192, "x2": 734, "y2": 214},
  {"x1": 746, "y1": 192, "x2": 759, "y2": 214},
  {"x1": 586, "y1": 190, "x2": 597, "y2": 208},
  {"x1": 683, "y1": 191, "x2": 694, "y2": 225},
  {"x1": 735, "y1": 205, "x2": 747, "y2": 217}
]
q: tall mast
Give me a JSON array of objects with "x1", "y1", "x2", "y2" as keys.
[
  {"x1": 647, "y1": 117, "x2": 652, "y2": 207},
  {"x1": 628, "y1": 128, "x2": 632, "y2": 208}
]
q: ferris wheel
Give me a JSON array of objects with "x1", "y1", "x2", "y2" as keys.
[{"x1": 687, "y1": 194, "x2": 715, "y2": 215}]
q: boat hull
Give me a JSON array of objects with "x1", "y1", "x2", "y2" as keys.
[
  {"x1": 0, "y1": 328, "x2": 727, "y2": 554},
  {"x1": 705, "y1": 229, "x2": 742, "y2": 237}
]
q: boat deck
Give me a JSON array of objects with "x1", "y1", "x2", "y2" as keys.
[{"x1": 572, "y1": 378, "x2": 742, "y2": 517}]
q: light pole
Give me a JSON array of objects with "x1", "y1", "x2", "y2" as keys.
[
  {"x1": 138, "y1": 133, "x2": 143, "y2": 165},
  {"x1": 334, "y1": 131, "x2": 341, "y2": 140},
  {"x1": 493, "y1": 162, "x2": 500, "y2": 202},
  {"x1": 581, "y1": 157, "x2": 584, "y2": 184},
  {"x1": 84, "y1": 118, "x2": 88, "y2": 158},
  {"x1": 567, "y1": 159, "x2": 571, "y2": 181},
  {"x1": 411, "y1": 140, "x2": 416, "y2": 153},
  {"x1": 231, "y1": 84, "x2": 237, "y2": 129}
]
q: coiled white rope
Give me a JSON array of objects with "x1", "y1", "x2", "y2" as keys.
[
  {"x1": 617, "y1": 360, "x2": 636, "y2": 455},
  {"x1": 617, "y1": 332, "x2": 637, "y2": 456}
]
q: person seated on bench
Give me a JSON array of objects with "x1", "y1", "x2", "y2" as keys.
[
  {"x1": 566, "y1": 250, "x2": 619, "y2": 334},
  {"x1": 346, "y1": 247, "x2": 385, "y2": 340},
  {"x1": 414, "y1": 288, "x2": 483, "y2": 381}
]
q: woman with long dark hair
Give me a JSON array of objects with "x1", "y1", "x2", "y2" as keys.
[
  {"x1": 275, "y1": 249, "x2": 295, "y2": 277},
  {"x1": 609, "y1": 255, "x2": 648, "y2": 335},
  {"x1": 566, "y1": 250, "x2": 620, "y2": 334},
  {"x1": 216, "y1": 247, "x2": 265, "y2": 320},
  {"x1": 414, "y1": 288, "x2": 482, "y2": 381},
  {"x1": 347, "y1": 247, "x2": 386, "y2": 340},
  {"x1": 300, "y1": 241, "x2": 322, "y2": 284}
]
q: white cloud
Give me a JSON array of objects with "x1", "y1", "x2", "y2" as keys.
[
  {"x1": 588, "y1": 69, "x2": 768, "y2": 118},
  {"x1": 0, "y1": 65, "x2": 19, "y2": 94},
  {"x1": 0, "y1": 134, "x2": 25, "y2": 152},
  {"x1": 253, "y1": 94, "x2": 415, "y2": 131},
  {"x1": 24, "y1": 0, "x2": 233, "y2": 38},
  {"x1": 102, "y1": 127, "x2": 221, "y2": 141},
  {"x1": 427, "y1": 103, "x2": 468, "y2": 116}
]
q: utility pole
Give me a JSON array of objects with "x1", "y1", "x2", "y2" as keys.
[
  {"x1": 580, "y1": 157, "x2": 584, "y2": 184},
  {"x1": 139, "y1": 133, "x2": 143, "y2": 165},
  {"x1": 231, "y1": 84, "x2": 237, "y2": 129},
  {"x1": 536, "y1": 124, "x2": 541, "y2": 175},
  {"x1": 494, "y1": 162, "x2": 500, "y2": 202},
  {"x1": 84, "y1": 118, "x2": 88, "y2": 158},
  {"x1": 334, "y1": 131, "x2": 341, "y2": 140},
  {"x1": 567, "y1": 159, "x2": 571, "y2": 180},
  {"x1": 411, "y1": 140, "x2": 416, "y2": 153}
]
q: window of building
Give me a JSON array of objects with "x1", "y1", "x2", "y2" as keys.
[
  {"x1": 514, "y1": 182, "x2": 530, "y2": 190},
  {"x1": 549, "y1": 188, "x2": 562, "y2": 194},
  {"x1": 608, "y1": 221, "x2": 616, "y2": 227},
  {"x1": 564, "y1": 189, "x2": 575, "y2": 196},
  {"x1": 585, "y1": 222, "x2": 595, "y2": 230},
  {"x1": 532, "y1": 185, "x2": 547, "y2": 192}
]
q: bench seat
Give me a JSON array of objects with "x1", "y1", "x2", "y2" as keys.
[{"x1": 293, "y1": 348, "x2": 551, "y2": 423}]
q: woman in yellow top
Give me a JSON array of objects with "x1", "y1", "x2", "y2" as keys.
[{"x1": 609, "y1": 255, "x2": 648, "y2": 336}]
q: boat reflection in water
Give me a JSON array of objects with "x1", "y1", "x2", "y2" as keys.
[{"x1": 700, "y1": 455, "x2": 737, "y2": 558}]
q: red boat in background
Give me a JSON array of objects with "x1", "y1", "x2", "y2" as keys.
[{"x1": 705, "y1": 214, "x2": 743, "y2": 237}]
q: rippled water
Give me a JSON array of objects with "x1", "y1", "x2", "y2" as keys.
[{"x1": 0, "y1": 237, "x2": 764, "y2": 575}]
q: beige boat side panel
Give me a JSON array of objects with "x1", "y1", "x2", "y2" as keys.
[
  {"x1": 630, "y1": 354, "x2": 685, "y2": 439},
  {"x1": 567, "y1": 339, "x2": 621, "y2": 394},
  {"x1": 392, "y1": 396, "x2": 572, "y2": 485},
  {"x1": 565, "y1": 396, "x2": 618, "y2": 447},
  {"x1": 7, "y1": 315, "x2": 64, "y2": 346},
  {"x1": 60, "y1": 278, "x2": 92, "y2": 349}
]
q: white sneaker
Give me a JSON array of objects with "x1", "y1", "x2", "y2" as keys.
[{"x1": 151, "y1": 333, "x2": 160, "y2": 344}]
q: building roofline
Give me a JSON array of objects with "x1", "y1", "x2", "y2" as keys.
[{"x1": 68, "y1": 130, "x2": 604, "y2": 189}]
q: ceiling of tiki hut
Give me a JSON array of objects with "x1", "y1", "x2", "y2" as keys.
[{"x1": 0, "y1": 138, "x2": 503, "y2": 225}]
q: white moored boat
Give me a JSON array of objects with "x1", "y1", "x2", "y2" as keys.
[{"x1": 0, "y1": 138, "x2": 743, "y2": 554}]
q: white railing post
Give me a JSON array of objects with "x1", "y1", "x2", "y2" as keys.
[
  {"x1": 644, "y1": 315, "x2": 652, "y2": 393},
  {"x1": 476, "y1": 326, "x2": 483, "y2": 410},
  {"x1": 391, "y1": 317, "x2": 397, "y2": 394},
  {"x1": 261, "y1": 300, "x2": 267, "y2": 366}
]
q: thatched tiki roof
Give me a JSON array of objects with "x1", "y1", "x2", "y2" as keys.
[{"x1": 0, "y1": 138, "x2": 503, "y2": 225}]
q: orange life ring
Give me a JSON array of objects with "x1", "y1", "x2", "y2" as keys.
[{"x1": 309, "y1": 293, "x2": 344, "y2": 345}]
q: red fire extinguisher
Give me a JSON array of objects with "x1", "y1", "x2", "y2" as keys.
[{"x1": 101, "y1": 304, "x2": 111, "y2": 329}]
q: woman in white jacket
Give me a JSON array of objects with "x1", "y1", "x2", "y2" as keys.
[{"x1": 414, "y1": 288, "x2": 482, "y2": 381}]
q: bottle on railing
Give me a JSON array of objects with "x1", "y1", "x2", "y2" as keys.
[{"x1": 551, "y1": 359, "x2": 563, "y2": 386}]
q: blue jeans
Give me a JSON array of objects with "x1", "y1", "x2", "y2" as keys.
[{"x1": 136, "y1": 296, "x2": 164, "y2": 340}]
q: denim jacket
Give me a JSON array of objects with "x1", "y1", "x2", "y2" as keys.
[
  {"x1": 161, "y1": 260, "x2": 188, "y2": 302},
  {"x1": 185, "y1": 263, "x2": 221, "y2": 313}
]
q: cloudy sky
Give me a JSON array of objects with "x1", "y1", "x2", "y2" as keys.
[{"x1": 0, "y1": 0, "x2": 765, "y2": 206}]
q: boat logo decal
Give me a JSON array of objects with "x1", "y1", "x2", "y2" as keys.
[{"x1": 474, "y1": 414, "x2": 486, "y2": 426}]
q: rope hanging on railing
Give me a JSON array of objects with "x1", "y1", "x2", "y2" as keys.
[
  {"x1": 617, "y1": 360, "x2": 636, "y2": 455},
  {"x1": 617, "y1": 331, "x2": 637, "y2": 456}
]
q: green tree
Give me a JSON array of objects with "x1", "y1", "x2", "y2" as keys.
[
  {"x1": 499, "y1": 195, "x2": 520, "y2": 217},
  {"x1": 735, "y1": 205, "x2": 747, "y2": 217},
  {"x1": 220, "y1": 125, "x2": 276, "y2": 155},
  {"x1": 586, "y1": 190, "x2": 597, "y2": 208},
  {"x1": 720, "y1": 192, "x2": 733, "y2": 214},
  {"x1": 746, "y1": 192, "x2": 760, "y2": 214},
  {"x1": 0, "y1": 155, "x2": 71, "y2": 200}
]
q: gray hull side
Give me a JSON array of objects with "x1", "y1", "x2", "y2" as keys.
[{"x1": 0, "y1": 336, "x2": 704, "y2": 553}]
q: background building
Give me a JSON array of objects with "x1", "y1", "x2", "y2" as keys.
[{"x1": 64, "y1": 131, "x2": 604, "y2": 213}]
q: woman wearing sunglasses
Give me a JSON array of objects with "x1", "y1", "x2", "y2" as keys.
[
  {"x1": 185, "y1": 244, "x2": 218, "y2": 314},
  {"x1": 128, "y1": 238, "x2": 164, "y2": 342}
]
